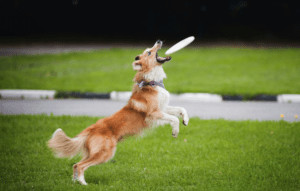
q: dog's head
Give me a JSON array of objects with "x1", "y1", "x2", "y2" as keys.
[{"x1": 132, "y1": 40, "x2": 171, "y2": 72}]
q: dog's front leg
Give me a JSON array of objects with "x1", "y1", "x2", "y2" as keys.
[
  {"x1": 162, "y1": 112, "x2": 180, "y2": 138},
  {"x1": 165, "y1": 106, "x2": 189, "y2": 126},
  {"x1": 152, "y1": 112, "x2": 180, "y2": 138}
]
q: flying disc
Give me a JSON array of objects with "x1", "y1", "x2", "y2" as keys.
[{"x1": 165, "y1": 36, "x2": 195, "y2": 55}]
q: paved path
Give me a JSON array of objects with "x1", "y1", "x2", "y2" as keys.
[
  {"x1": 1, "y1": 99, "x2": 299, "y2": 122},
  {"x1": 0, "y1": 44, "x2": 111, "y2": 56},
  {"x1": 0, "y1": 43, "x2": 146, "y2": 56},
  {"x1": 2, "y1": 42, "x2": 299, "y2": 56}
]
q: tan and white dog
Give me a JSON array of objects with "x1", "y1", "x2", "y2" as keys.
[{"x1": 48, "y1": 40, "x2": 189, "y2": 185}]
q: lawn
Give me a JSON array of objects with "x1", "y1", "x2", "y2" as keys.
[
  {"x1": 0, "y1": 48, "x2": 299, "y2": 96},
  {"x1": 0, "y1": 115, "x2": 299, "y2": 190}
]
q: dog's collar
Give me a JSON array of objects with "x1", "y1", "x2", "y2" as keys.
[{"x1": 137, "y1": 80, "x2": 165, "y2": 89}]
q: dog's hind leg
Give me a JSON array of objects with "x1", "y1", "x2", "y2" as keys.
[
  {"x1": 73, "y1": 148, "x2": 89, "y2": 182},
  {"x1": 73, "y1": 135, "x2": 117, "y2": 185}
]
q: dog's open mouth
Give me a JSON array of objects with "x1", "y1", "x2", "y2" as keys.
[{"x1": 156, "y1": 52, "x2": 171, "y2": 64}]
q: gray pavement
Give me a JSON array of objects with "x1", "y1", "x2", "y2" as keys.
[
  {"x1": 1, "y1": 99, "x2": 299, "y2": 122},
  {"x1": 0, "y1": 43, "x2": 146, "y2": 56},
  {"x1": 0, "y1": 43, "x2": 111, "y2": 56},
  {"x1": 2, "y1": 42, "x2": 299, "y2": 56}
]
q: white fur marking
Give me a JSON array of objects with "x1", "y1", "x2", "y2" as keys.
[
  {"x1": 146, "y1": 112, "x2": 180, "y2": 137},
  {"x1": 133, "y1": 64, "x2": 142, "y2": 71},
  {"x1": 160, "y1": 112, "x2": 180, "y2": 137},
  {"x1": 52, "y1": 128, "x2": 62, "y2": 138},
  {"x1": 78, "y1": 175, "x2": 87, "y2": 185},
  {"x1": 165, "y1": 106, "x2": 189, "y2": 126},
  {"x1": 144, "y1": 66, "x2": 166, "y2": 82},
  {"x1": 144, "y1": 48, "x2": 151, "y2": 53},
  {"x1": 156, "y1": 86, "x2": 170, "y2": 111},
  {"x1": 131, "y1": 99, "x2": 147, "y2": 111}
]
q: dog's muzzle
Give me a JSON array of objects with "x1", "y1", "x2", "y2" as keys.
[
  {"x1": 156, "y1": 53, "x2": 171, "y2": 64},
  {"x1": 155, "y1": 40, "x2": 171, "y2": 64}
]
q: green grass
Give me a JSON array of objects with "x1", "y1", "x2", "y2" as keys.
[
  {"x1": 0, "y1": 115, "x2": 299, "y2": 190},
  {"x1": 0, "y1": 48, "x2": 299, "y2": 96}
]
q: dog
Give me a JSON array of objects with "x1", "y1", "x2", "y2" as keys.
[{"x1": 48, "y1": 40, "x2": 189, "y2": 185}]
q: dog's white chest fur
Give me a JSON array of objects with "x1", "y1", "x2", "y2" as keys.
[
  {"x1": 144, "y1": 66, "x2": 166, "y2": 82},
  {"x1": 143, "y1": 65, "x2": 170, "y2": 111},
  {"x1": 156, "y1": 86, "x2": 170, "y2": 111},
  {"x1": 145, "y1": 86, "x2": 170, "y2": 128}
]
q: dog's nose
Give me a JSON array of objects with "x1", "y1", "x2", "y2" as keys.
[{"x1": 156, "y1": 40, "x2": 162, "y2": 44}]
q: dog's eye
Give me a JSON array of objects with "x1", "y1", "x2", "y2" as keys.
[{"x1": 147, "y1": 51, "x2": 151, "y2": 56}]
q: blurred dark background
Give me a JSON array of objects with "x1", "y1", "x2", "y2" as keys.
[{"x1": 0, "y1": 0, "x2": 299, "y2": 43}]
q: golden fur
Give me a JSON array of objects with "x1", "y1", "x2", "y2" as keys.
[{"x1": 48, "y1": 41, "x2": 189, "y2": 185}]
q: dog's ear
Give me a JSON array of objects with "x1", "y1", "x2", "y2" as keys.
[{"x1": 132, "y1": 61, "x2": 142, "y2": 71}]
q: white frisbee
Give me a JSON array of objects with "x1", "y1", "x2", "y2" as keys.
[{"x1": 165, "y1": 36, "x2": 195, "y2": 55}]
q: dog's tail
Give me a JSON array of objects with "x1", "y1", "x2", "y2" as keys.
[{"x1": 48, "y1": 128, "x2": 89, "y2": 158}]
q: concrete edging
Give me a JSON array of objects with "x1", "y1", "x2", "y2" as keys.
[
  {"x1": 277, "y1": 94, "x2": 300, "y2": 103},
  {"x1": 0, "y1": 89, "x2": 56, "y2": 100},
  {"x1": 110, "y1": 91, "x2": 223, "y2": 102},
  {"x1": 1, "y1": 89, "x2": 300, "y2": 103}
]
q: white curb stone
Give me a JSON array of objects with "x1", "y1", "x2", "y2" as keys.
[
  {"x1": 277, "y1": 94, "x2": 300, "y2": 103},
  {"x1": 110, "y1": 91, "x2": 223, "y2": 102},
  {"x1": 170, "y1": 93, "x2": 223, "y2": 102},
  {"x1": 2, "y1": 89, "x2": 300, "y2": 103},
  {"x1": 0, "y1": 89, "x2": 56, "y2": 99},
  {"x1": 110, "y1": 91, "x2": 132, "y2": 101}
]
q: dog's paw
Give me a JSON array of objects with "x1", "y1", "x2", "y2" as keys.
[
  {"x1": 183, "y1": 116, "x2": 189, "y2": 126},
  {"x1": 183, "y1": 120, "x2": 188, "y2": 126},
  {"x1": 78, "y1": 176, "x2": 88, "y2": 185},
  {"x1": 172, "y1": 128, "x2": 179, "y2": 138},
  {"x1": 180, "y1": 109, "x2": 189, "y2": 126}
]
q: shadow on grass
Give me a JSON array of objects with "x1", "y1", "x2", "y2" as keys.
[{"x1": 87, "y1": 174, "x2": 111, "y2": 186}]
